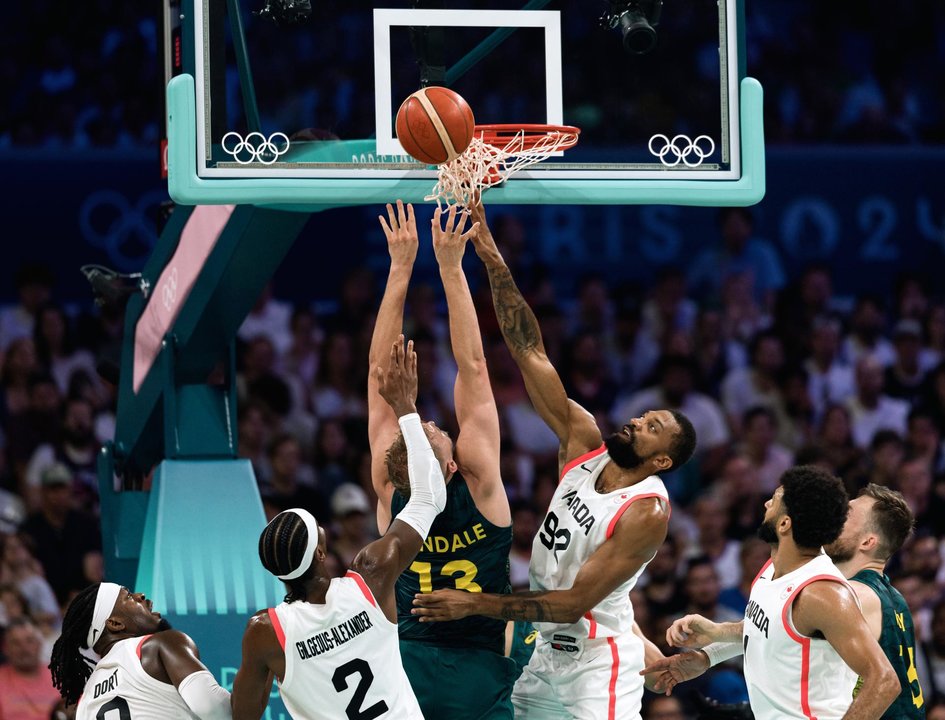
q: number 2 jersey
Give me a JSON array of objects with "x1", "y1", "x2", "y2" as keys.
[
  {"x1": 529, "y1": 445, "x2": 669, "y2": 642},
  {"x1": 76, "y1": 635, "x2": 199, "y2": 720},
  {"x1": 391, "y1": 472, "x2": 512, "y2": 653},
  {"x1": 743, "y1": 554, "x2": 858, "y2": 720},
  {"x1": 268, "y1": 571, "x2": 423, "y2": 719}
]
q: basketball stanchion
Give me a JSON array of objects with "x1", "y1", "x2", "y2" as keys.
[{"x1": 427, "y1": 124, "x2": 581, "y2": 208}]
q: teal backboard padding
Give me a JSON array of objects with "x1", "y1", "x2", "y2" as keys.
[
  {"x1": 167, "y1": 73, "x2": 766, "y2": 209},
  {"x1": 136, "y1": 458, "x2": 289, "y2": 716}
]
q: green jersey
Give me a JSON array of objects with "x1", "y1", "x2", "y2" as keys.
[
  {"x1": 850, "y1": 569, "x2": 925, "y2": 718},
  {"x1": 391, "y1": 472, "x2": 512, "y2": 653}
]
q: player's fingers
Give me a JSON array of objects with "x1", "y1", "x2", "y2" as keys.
[
  {"x1": 385, "y1": 203, "x2": 397, "y2": 229},
  {"x1": 395, "y1": 199, "x2": 406, "y2": 226},
  {"x1": 406, "y1": 340, "x2": 416, "y2": 373},
  {"x1": 640, "y1": 659, "x2": 673, "y2": 675},
  {"x1": 462, "y1": 221, "x2": 480, "y2": 241},
  {"x1": 432, "y1": 206, "x2": 443, "y2": 233},
  {"x1": 378, "y1": 214, "x2": 393, "y2": 237},
  {"x1": 406, "y1": 202, "x2": 416, "y2": 230}
]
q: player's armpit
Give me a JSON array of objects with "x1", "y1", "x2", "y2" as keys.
[
  {"x1": 350, "y1": 519, "x2": 424, "y2": 622},
  {"x1": 232, "y1": 612, "x2": 282, "y2": 720},
  {"x1": 792, "y1": 581, "x2": 899, "y2": 720}
]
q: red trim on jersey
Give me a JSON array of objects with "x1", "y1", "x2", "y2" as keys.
[
  {"x1": 560, "y1": 445, "x2": 607, "y2": 483},
  {"x1": 780, "y1": 574, "x2": 848, "y2": 720},
  {"x1": 346, "y1": 571, "x2": 378, "y2": 608},
  {"x1": 606, "y1": 493, "x2": 671, "y2": 539},
  {"x1": 585, "y1": 611, "x2": 597, "y2": 639},
  {"x1": 136, "y1": 634, "x2": 153, "y2": 659},
  {"x1": 607, "y1": 636, "x2": 620, "y2": 720},
  {"x1": 751, "y1": 559, "x2": 773, "y2": 590},
  {"x1": 268, "y1": 608, "x2": 286, "y2": 651}
]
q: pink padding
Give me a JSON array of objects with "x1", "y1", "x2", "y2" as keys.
[{"x1": 132, "y1": 205, "x2": 235, "y2": 392}]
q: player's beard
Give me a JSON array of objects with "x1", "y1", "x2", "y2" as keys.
[
  {"x1": 603, "y1": 432, "x2": 646, "y2": 470},
  {"x1": 757, "y1": 517, "x2": 779, "y2": 546},
  {"x1": 156, "y1": 618, "x2": 173, "y2": 632},
  {"x1": 824, "y1": 535, "x2": 856, "y2": 564}
]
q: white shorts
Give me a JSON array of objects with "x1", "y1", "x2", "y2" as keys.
[{"x1": 511, "y1": 631, "x2": 644, "y2": 720}]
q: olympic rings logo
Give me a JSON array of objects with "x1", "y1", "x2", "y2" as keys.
[
  {"x1": 648, "y1": 134, "x2": 715, "y2": 167},
  {"x1": 162, "y1": 267, "x2": 179, "y2": 311},
  {"x1": 79, "y1": 190, "x2": 165, "y2": 271},
  {"x1": 221, "y1": 131, "x2": 290, "y2": 164}
]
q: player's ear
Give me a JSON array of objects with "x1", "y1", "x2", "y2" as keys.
[
  {"x1": 778, "y1": 514, "x2": 792, "y2": 536},
  {"x1": 652, "y1": 453, "x2": 672, "y2": 472},
  {"x1": 446, "y1": 458, "x2": 458, "y2": 476},
  {"x1": 861, "y1": 533, "x2": 878, "y2": 554},
  {"x1": 105, "y1": 615, "x2": 125, "y2": 634}
]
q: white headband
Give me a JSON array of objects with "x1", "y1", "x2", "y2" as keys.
[
  {"x1": 84, "y1": 582, "x2": 122, "y2": 657},
  {"x1": 275, "y1": 509, "x2": 320, "y2": 580}
]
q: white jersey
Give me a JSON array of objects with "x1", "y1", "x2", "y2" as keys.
[
  {"x1": 76, "y1": 636, "x2": 198, "y2": 720},
  {"x1": 529, "y1": 445, "x2": 669, "y2": 643},
  {"x1": 743, "y1": 553, "x2": 858, "y2": 720},
  {"x1": 270, "y1": 571, "x2": 423, "y2": 720}
]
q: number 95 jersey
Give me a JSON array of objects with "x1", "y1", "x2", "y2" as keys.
[{"x1": 529, "y1": 445, "x2": 669, "y2": 643}]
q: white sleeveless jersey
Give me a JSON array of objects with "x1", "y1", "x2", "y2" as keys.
[
  {"x1": 529, "y1": 446, "x2": 669, "y2": 642},
  {"x1": 76, "y1": 636, "x2": 198, "y2": 720},
  {"x1": 270, "y1": 571, "x2": 423, "y2": 720},
  {"x1": 743, "y1": 553, "x2": 858, "y2": 720}
]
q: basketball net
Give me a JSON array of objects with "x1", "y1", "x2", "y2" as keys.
[{"x1": 426, "y1": 125, "x2": 580, "y2": 208}]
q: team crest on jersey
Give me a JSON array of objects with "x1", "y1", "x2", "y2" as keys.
[
  {"x1": 612, "y1": 493, "x2": 629, "y2": 504},
  {"x1": 779, "y1": 584, "x2": 795, "y2": 600}
]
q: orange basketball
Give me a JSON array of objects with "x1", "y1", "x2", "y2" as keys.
[{"x1": 395, "y1": 87, "x2": 475, "y2": 165}]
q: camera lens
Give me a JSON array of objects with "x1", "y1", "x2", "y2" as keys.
[{"x1": 618, "y1": 11, "x2": 657, "y2": 54}]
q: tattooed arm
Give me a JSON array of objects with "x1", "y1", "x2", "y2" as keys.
[
  {"x1": 413, "y1": 496, "x2": 668, "y2": 623},
  {"x1": 468, "y1": 203, "x2": 601, "y2": 455}
]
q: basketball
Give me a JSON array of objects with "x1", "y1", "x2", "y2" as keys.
[{"x1": 395, "y1": 87, "x2": 475, "y2": 165}]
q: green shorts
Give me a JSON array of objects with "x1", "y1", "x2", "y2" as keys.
[{"x1": 399, "y1": 640, "x2": 518, "y2": 719}]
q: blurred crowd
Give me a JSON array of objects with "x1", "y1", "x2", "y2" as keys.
[
  {"x1": 2, "y1": 2, "x2": 943, "y2": 148},
  {"x1": 2, "y1": 203, "x2": 945, "y2": 717}
]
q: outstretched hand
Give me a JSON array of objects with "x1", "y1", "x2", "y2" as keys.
[
  {"x1": 373, "y1": 335, "x2": 418, "y2": 417},
  {"x1": 639, "y1": 651, "x2": 710, "y2": 696},
  {"x1": 378, "y1": 200, "x2": 418, "y2": 268},
  {"x1": 465, "y1": 199, "x2": 501, "y2": 264},
  {"x1": 411, "y1": 588, "x2": 478, "y2": 622},
  {"x1": 665, "y1": 614, "x2": 721, "y2": 649},
  {"x1": 431, "y1": 206, "x2": 479, "y2": 267}
]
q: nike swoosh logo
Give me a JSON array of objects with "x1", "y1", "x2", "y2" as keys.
[{"x1": 580, "y1": 464, "x2": 592, "y2": 472}]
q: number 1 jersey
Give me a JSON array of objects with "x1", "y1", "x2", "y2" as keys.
[
  {"x1": 269, "y1": 572, "x2": 423, "y2": 720},
  {"x1": 529, "y1": 445, "x2": 669, "y2": 642}
]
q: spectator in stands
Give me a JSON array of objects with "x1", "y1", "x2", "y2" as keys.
[
  {"x1": 679, "y1": 556, "x2": 743, "y2": 625},
  {"x1": 0, "y1": 264, "x2": 54, "y2": 352},
  {"x1": 690, "y1": 308, "x2": 746, "y2": 399},
  {"x1": 907, "y1": 406, "x2": 945, "y2": 475},
  {"x1": 0, "y1": 616, "x2": 60, "y2": 720},
  {"x1": 0, "y1": 533, "x2": 59, "y2": 629},
  {"x1": 886, "y1": 319, "x2": 928, "y2": 404},
  {"x1": 32, "y1": 304, "x2": 99, "y2": 401},
  {"x1": 643, "y1": 695, "x2": 689, "y2": 720},
  {"x1": 641, "y1": 535, "x2": 686, "y2": 621},
  {"x1": 563, "y1": 331, "x2": 619, "y2": 419},
  {"x1": 19, "y1": 463, "x2": 101, "y2": 604},
  {"x1": 843, "y1": 295, "x2": 896, "y2": 367},
  {"x1": 815, "y1": 404, "x2": 866, "y2": 489},
  {"x1": 847, "y1": 354, "x2": 910, "y2": 448},
  {"x1": 894, "y1": 457, "x2": 935, "y2": 533},
  {"x1": 24, "y1": 397, "x2": 99, "y2": 511},
  {"x1": 0, "y1": 338, "x2": 39, "y2": 419},
  {"x1": 283, "y1": 305, "x2": 323, "y2": 392},
  {"x1": 922, "y1": 599, "x2": 945, "y2": 698},
  {"x1": 715, "y1": 454, "x2": 765, "y2": 540},
  {"x1": 804, "y1": 315, "x2": 855, "y2": 420},
  {"x1": 718, "y1": 537, "x2": 771, "y2": 615},
  {"x1": 237, "y1": 401, "x2": 272, "y2": 481},
  {"x1": 686, "y1": 495, "x2": 740, "y2": 588},
  {"x1": 688, "y1": 207, "x2": 785, "y2": 311},
  {"x1": 329, "y1": 483, "x2": 375, "y2": 568},
  {"x1": 607, "y1": 296, "x2": 660, "y2": 393},
  {"x1": 721, "y1": 331, "x2": 789, "y2": 438},
  {"x1": 258, "y1": 433, "x2": 327, "y2": 522},
  {"x1": 508, "y1": 500, "x2": 538, "y2": 591},
  {"x1": 311, "y1": 331, "x2": 367, "y2": 420},
  {"x1": 3, "y1": 372, "x2": 61, "y2": 486},
  {"x1": 642, "y1": 267, "x2": 698, "y2": 344},
  {"x1": 238, "y1": 282, "x2": 293, "y2": 357},
  {"x1": 740, "y1": 406, "x2": 794, "y2": 493}
]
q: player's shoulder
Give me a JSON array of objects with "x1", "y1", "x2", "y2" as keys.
[
  {"x1": 848, "y1": 578, "x2": 882, "y2": 611},
  {"x1": 794, "y1": 575, "x2": 858, "y2": 615},
  {"x1": 145, "y1": 629, "x2": 198, "y2": 653}
]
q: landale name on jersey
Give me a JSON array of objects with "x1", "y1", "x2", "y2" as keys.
[
  {"x1": 561, "y1": 491, "x2": 596, "y2": 535},
  {"x1": 422, "y1": 522, "x2": 488, "y2": 553},
  {"x1": 92, "y1": 668, "x2": 120, "y2": 698},
  {"x1": 745, "y1": 599, "x2": 770, "y2": 638},
  {"x1": 296, "y1": 611, "x2": 374, "y2": 660}
]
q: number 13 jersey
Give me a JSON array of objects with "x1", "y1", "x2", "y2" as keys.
[
  {"x1": 269, "y1": 572, "x2": 423, "y2": 719},
  {"x1": 529, "y1": 445, "x2": 669, "y2": 642}
]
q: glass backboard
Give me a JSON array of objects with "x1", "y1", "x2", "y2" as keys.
[{"x1": 166, "y1": 0, "x2": 765, "y2": 206}]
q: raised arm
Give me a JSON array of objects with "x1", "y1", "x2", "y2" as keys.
[
  {"x1": 468, "y1": 202, "x2": 600, "y2": 458},
  {"x1": 144, "y1": 631, "x2": 232, "y2": 720},
  {"x1": 369, "y1": 201, "x2": 419, "y2": 532},
  {"x1": 412, "y1": 495, "x2": 667, "y2": 623},
  {"x1": 793, "y1": 581, "x2": 899, "y2": 720},
  {"x1": 353, "y1": 336, "x2": 447, "y2": 622},
  {"x1": 431, "y1": 206, "x2": 509, "y2": 524}
]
